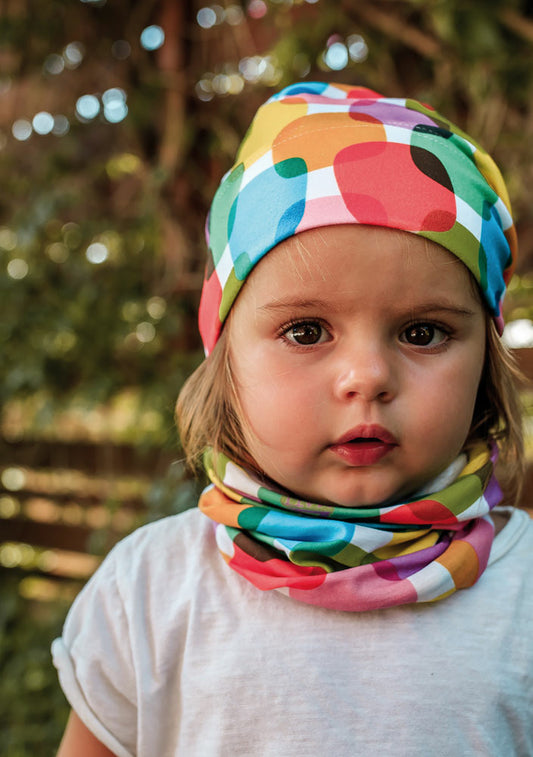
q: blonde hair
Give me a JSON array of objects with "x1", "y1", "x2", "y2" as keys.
[
  {"x1": 467, "y1": 319, "x2": 525, "y2": 506},
  {"x1": 176, "y1": 328, "x2": 255, "y2": 475},
  {"x1": 176, "y1": 314, "x2": 525, "y2": 506}
]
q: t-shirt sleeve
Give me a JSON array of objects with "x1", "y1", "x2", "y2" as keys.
[{"x1": 52, "y1": 542, "x2": 138, "y2": 757}]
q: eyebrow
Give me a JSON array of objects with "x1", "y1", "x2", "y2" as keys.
[
  {"x1": 257, "y1": 298, "x2": 333, "y2": 313},
  {"x1": 404, "y1": 302, "x2": 478, "y2": 318},
  {"x1": 257, "y1": 298, "x2": 478, "y2": 318}
]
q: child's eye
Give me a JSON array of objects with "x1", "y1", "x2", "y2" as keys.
[
  {"x1": 401, "y1": 322, "x2": 448, "y2": 347},
  {"x1": 281, "y1": 320, "x2": 331, "y2": 346}
]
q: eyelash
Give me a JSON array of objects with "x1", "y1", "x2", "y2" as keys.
[
  {"x1": 400, "y1": 321, "x2": 452, "y2": 350},
  {"x1": 278, "y1": 318, "x2": 454, "y2": 350},
  {"x1": 278, "y1": 319, "x2": 331, "y2": 347}
]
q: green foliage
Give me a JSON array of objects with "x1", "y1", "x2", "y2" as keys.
[
  {"x1": 145, "y1": 459, "x2": 204, "y2": 521},
  {"x1": 0, "y1": 573, "x2": 70, "y2": 757}
]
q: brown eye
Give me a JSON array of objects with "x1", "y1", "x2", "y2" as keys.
[
  {"x1": 401, "y1": 322, "x2": 449, "y2": 348},
  {"x1": 285, "y1": 321, "x2": 327, "y2": 345},
  {"x1": 405, "y1": 324, "x2": 435, "y2": 345}
]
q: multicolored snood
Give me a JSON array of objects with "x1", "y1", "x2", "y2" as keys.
[{"x1": 198, "y1": 444, "x2": 501, "y2": 612}]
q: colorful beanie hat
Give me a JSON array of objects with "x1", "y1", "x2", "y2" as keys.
[{"x1": 199, "y1": 81, "x2": 517, "y2": 354}]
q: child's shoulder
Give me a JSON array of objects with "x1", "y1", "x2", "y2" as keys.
[
  {"x1": 491, "y1": 506, "x2": 533, "y2": 558},
  {"x1": 107, "y1": 506, "x2": 214, "y2": 583},
  {"x1": 59, "y1": 507, "x2": 217, "y2": 651},
  {"x1": 115, "y1": 506, "x2": 209, "y2": 555}
]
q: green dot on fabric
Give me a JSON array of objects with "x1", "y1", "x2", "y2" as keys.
[
  {"x1": 210, "y1": 163, "x2": 244, "y2": 265},
  {"x1": 239, "y1": 507, "x2": 270, "y2": 531},
  {"x1": 219, "y1": 268, "x2": 245, "y2": 323},
  {"x1": 234, "y1": 250, "x2": 253, "y2": 280},
  {"x1": 274, "y1": 156, "x2": 307, "y2": 179}
]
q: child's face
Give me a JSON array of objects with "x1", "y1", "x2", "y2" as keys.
[{"x1": 228, "y1": 225, "x2": 486, "y2": 507}]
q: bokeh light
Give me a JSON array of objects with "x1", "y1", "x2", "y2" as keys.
[
  {"x1": 62, "y1": 222, "x2": 82, "y2": 248},
  {"x1": 347, "y1": 34, "x2": 368, "y2": 62},
  {"x1": 52, "y1": 115, "x2": 70, "y2": 136},
  {"x1": 46, "y1": 242, "x2": 69, "y2": 263},
  {"x1": 86, "y1": 242, "x2": 108, "y2": 264},
  {"x1": 195, "y1": 78, "x2": 215, "y2": 102},
  {"x1": 76, "y1": 94, "x2": 100, "y2": 121},
  {"x1": 7, "y1": 259, "x2": 29, "y2": 279},
  {"x1": 140, "y1": 25, "x2": 165, "y2": 51},
  {"x1": 0, "y1": 495, "x2": 19, "y2": 518},
  {"x1": 503, "y1": 319, "x2": 533, "y2": 348},
  {"x1": 0, "y1": 228, "x2": 17, "y2": 250},
  {"x1": 64, "y1": 42, "x2": 85, "y2": 68},
  {"x1": 212, "y1": 73, "x2": 231, "y2": 95},
  {"x1": 32, "y1": 111, "x2": 55, "y2": 135},
  {"x1": 136, "y1": 322, "x2": 156, "y2": 343},
  {"x1": 43, "y1": 54, "x2": 65, "y2": 75},
  {"x1": 102, "y1": 88, "x2": 128, "y2": 123},
  {"x1": 1, "y1": 467, "x2": 26, "y2": 491},
  {"x1": 146, "y1": 296, "x2": 166, "y2": 320},
  {"x1": 197, "y1": 7, "x2": 217, "y2": 28},
  {"x1": 12, "y1": 119, "x2": 32, "y2": 141},
  {"x1": 324, "y1": 41, "x2": 349, "y2": 70},
  {"x1": 247, "y1": 0, "x2": 267, "y2": 19},
  {"x1": 225, "y1": 5, "x2": 244, "y2": 24}
]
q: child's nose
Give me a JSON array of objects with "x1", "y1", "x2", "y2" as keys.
[{"x1": 332, "y1": 341, "x2": 397, "y2": 403}]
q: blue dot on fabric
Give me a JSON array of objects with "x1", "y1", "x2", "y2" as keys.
[
  {"x1": 479, "y1": 201, "x2": 509, "y2": 312},
  {"x1": 275, "y1": 81, "x2": 329, "y2": 98},
  {"x1": 228, "y1": 160, "x2": 307, "y2": 277}
]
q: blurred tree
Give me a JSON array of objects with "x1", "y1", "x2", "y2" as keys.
[{"x1": 0, "y1": 0, "x2": 532, "y2": 442}]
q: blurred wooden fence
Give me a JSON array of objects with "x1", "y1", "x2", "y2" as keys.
[
  {"x1": 0, "y1": 348, "x2": 532, "y2": 600},
  {"x1": 0, "y1": 439, "x2": 176, "y2": 600}
]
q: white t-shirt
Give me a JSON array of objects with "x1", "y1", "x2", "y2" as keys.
[{"x1": 52, "y1": 506, "x2": 533, "y2": 757}]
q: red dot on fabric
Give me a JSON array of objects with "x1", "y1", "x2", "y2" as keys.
[
  {"x1": 198, "y1": 271, "x2": 223, "y2": 354},
  {"x1": 380, "y1": 500, "x2": 459, "y2": 526},
  {"x1": 334, "y1": 142, "x2": 456, "y2": 231}
]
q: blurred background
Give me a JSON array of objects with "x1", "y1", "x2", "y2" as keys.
[{"x1": 0, "y1": 0, "x2": 532, "y2": 753}]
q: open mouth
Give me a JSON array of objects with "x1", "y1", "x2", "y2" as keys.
[{"x1": 330, "y1": 426, "x2": 398, "y2": 466}]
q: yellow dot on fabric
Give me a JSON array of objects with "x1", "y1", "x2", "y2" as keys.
[
  {"x1": 237, "y1": 100, "x2": 309, "y2": 167},
  {"x1": 436, "y1": 540, "x2": 479, "y2": 589}
]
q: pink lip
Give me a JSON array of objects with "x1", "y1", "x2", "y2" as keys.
[{"x1": 329, "y1": 424, "x2": 398, "y2": 466}]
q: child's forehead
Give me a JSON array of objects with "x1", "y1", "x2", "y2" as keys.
[{"x1": 243, "y1": 224, "x2": 480, "y2": 308}]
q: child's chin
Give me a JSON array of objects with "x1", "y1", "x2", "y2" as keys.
[{"x1": 323, "y1": 481, "x2": 418, "y2": 509}]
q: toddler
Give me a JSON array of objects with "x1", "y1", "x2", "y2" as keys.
[{"x1": 54, "y1": 82, "x2": 533, "y2": 756}]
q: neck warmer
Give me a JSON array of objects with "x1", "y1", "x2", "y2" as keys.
[{"x1": 198, "y1": 444, "x2": 501, "y2": 612}]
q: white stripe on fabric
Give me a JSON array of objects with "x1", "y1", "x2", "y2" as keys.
[
  {"x1": 242, "y1": 149, "x2": 274, "y2": 190},
  {"x1": 216, "y1": 524, "x2": 235, "y2": 559},
  {"x1": 215, "y1": 243, "x2": 236, "y2": 289},
  {"x1": 306, "y1": 165, "x2": 340, "y2": 200},
  {"x1": 494, "y1": 195, "x2": 514, "y2": 231},
  {"x1": 407, "y1": 560, "x2": 455, "y2": 601},
  {"x1": 350, "y1": 524, "x2": 394, "y2": 552},
  {"x1": 383, "y1": 123, "x2": 415, "y2": 144},
  {"x1": 456, "y1": 495, "x2": 491, "y2": 521},
  {"x1": 323, "y1": 84, "x2": 352, "y2": 99},
  {"x1": 306, "y1": 103, "x2": 362, "y2": 115},
  {"x1": 455, "y1": 195, "x2": 483, "y2": 241}
]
